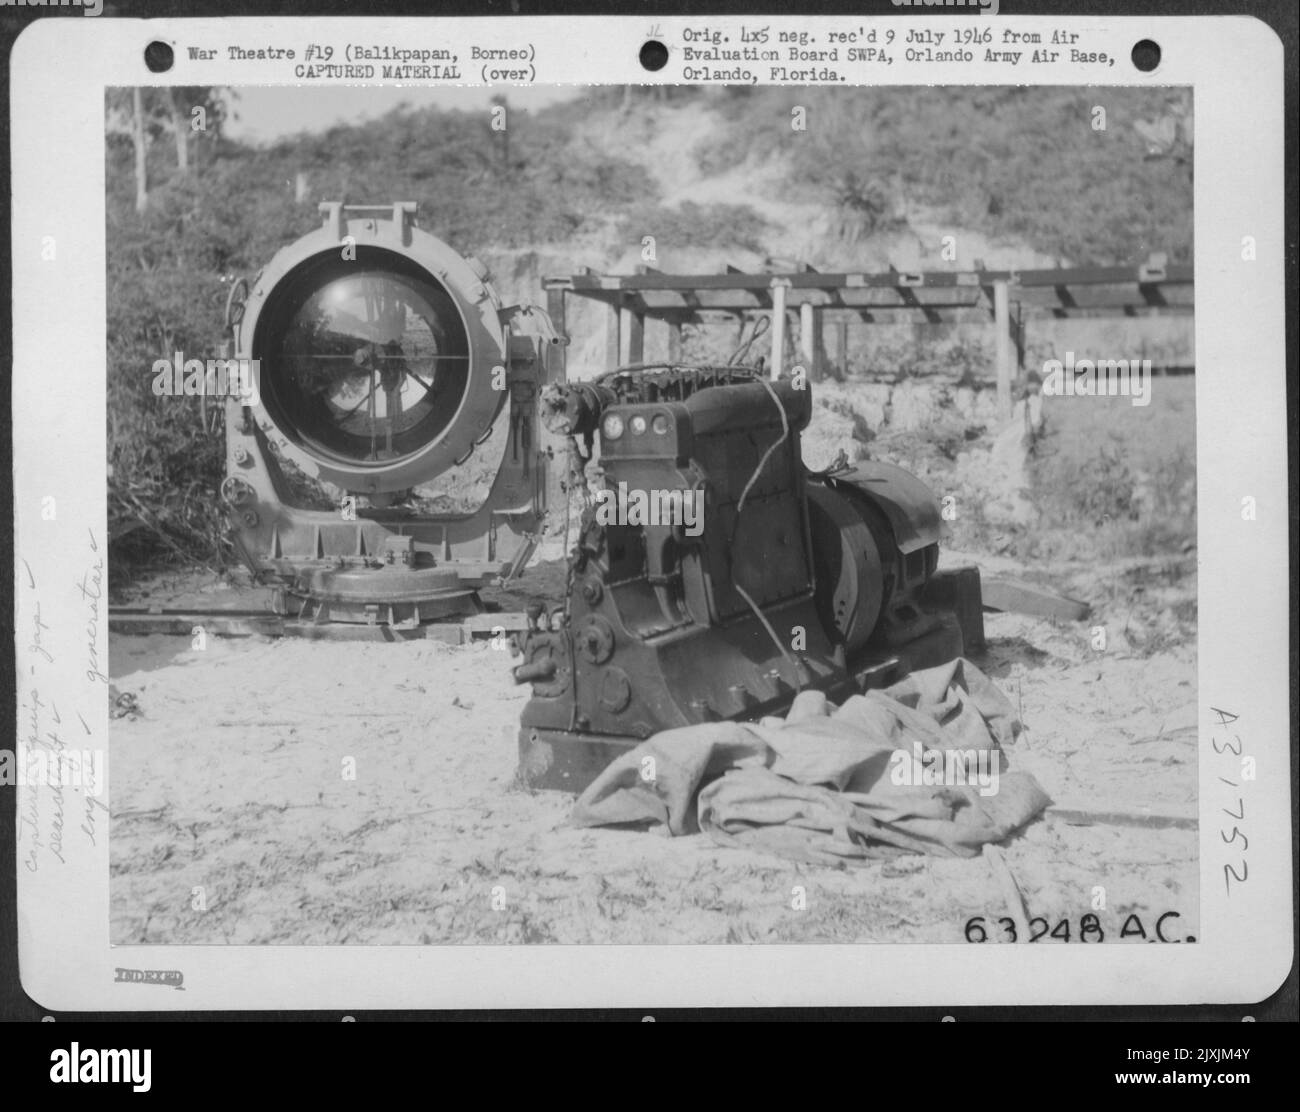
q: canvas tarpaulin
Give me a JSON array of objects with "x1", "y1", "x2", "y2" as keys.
[{"x1": 570, "y1": 658, "x2": 1051, "y2": 864}]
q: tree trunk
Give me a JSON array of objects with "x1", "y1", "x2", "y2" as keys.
[
  {"x1": 132, "y1": 87, "x2": 148, "y2": 213},
  {"x1": 170, "y1": 90, "x2": 189, "y2": 173}
]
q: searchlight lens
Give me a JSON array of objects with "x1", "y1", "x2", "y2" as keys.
[{"x1": 255, "y1": 250, "x2": 472, "y2": 466}]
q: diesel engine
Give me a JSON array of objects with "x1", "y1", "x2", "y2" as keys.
[{"x1": 513, "y1": 363, "x2": 985, "y2": 791}]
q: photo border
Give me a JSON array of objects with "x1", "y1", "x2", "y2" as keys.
[{"x1": 8, "y1": 10, "x2": 1292, "y2": 1012}]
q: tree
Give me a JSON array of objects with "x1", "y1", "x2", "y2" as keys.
[
  {"x1": 163, "y1": 86, "x2": 230, "y2": 173},
  {"x1": 106, "y1": 86, "x2": 231, "y2": 211},
  {"x1": 167, "y1": 89, "x2": 189, "y2": 174},
  {"x1": 131, "y1": 87, "x2": 147, "y2": 212}
]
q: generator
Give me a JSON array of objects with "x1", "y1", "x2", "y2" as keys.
[
  {"x1": 219, "y1": 201, "x2": 559, "y2": 623},
  {"x1": 512, "y1": 364, "x2": 985, "y2": 792}
]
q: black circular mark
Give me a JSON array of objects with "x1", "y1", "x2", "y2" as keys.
[
  {"x1": 639, "y1": 40, "x2": 668, "y2": 72},
  {"x1": 1131, "y1": 39, "x2": 1161, "y2": 73},
  {"x1": 144, "y1": 41, "x2": 174, "y2": 73}
]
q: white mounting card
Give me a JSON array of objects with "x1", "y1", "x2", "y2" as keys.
[{"x1": 9, "y1": 13, "x2": 1289, "y2": 1010}]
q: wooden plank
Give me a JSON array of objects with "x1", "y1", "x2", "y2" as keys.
[
  {"x1": 108, "y1": 612, "x2": 284, "y2": 637},
  {"x1": 108, "y1": 609, "x2": 528, "y2": 643},
  {"x1": 982, "y1": 577, "x2": 1090, "y2": 621},
  {"x1": 620, "y1": 306, "x2": 645, "y2": 364},
  {"x1": 768, "y1": 281, "x2": 789, "y2": 379},
  {"x1": 545, "y1": 286, "x2": 567, "y2": 382},
  {"x1": 993, "y1": 280, "x2": 1013, "y2": 420},
  {"x1": 798, "y1": 301, "x2": 821, "y2": 381},
  {"x1": 1047, "y1": 802, "x2": 1198, "y2": 831},
  {"x1": 555, "y1": 263, "x2": 1193, "y2": 293},
  {"x1": 462, "y1": 612, "x2": 531, "y2": 635},
  {"x1": 604, "y1": 298, "x2": 620, "y2": 369}
]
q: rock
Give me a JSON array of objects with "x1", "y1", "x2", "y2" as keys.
[
  {"x1": 889, "y1": 381, "x2": 948, "y2": 430},
  {"x1": 802, "y1": 398, "x2": 870, "y2": 471}
]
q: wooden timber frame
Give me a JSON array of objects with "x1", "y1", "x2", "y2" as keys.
[{"x1": 542, "y1": 254, "x2": 1193, "y2": 420}]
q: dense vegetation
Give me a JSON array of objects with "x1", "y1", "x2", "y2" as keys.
[
  {"x1": 694, "y1": 85, "x2": 1193, "y2": 264},
  {"x1": 106, "y1": 85, "x2": 1193, "y2": 577}
]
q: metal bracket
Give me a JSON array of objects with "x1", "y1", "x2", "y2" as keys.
[
  {"x1": 318, "y1": 201, "x2": 417, "y2": 245},
  {"x1": 1138, "y1": 252, "x2": 1168, "y2": 283}
]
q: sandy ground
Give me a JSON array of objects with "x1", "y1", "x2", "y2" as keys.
[{"x1": 108, "y1": 555, "x2": 1197, "y2": 947}]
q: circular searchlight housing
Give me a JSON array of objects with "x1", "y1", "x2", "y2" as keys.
[
  {"x1": 235, "y1": 203, "x2": 509, "y2": 495},
  {"x1": 256, "y1": 251, "x2": 470, "y2": 466}
]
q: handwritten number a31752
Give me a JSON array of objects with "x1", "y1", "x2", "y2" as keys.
[{"x1": 1209, "y1": 716, "x2": 1247, "y2": 898}]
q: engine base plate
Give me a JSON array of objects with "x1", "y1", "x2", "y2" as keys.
[{"x1": 519, "y1": 608, "x2": 972, "y2": 793}]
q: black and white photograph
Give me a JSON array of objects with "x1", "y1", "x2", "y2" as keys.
[
  {"x1": 6, "y1": 11, "x2": 1291, "y2": 1020},
  {"x1": 101, "y1": 81, "x2": 1200, "y2": 947}
]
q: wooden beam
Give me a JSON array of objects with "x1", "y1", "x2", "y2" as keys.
[
  {"x1": 993, "y1": 280, "x2": 1013, "y2": 421},
  {"x1": 555, "y1": 263, "x2": 1192, "y2": 293},
  {"x1": 1047, "y1": 802, "x2": 1198, "y2": 831},
  {"x1": 620, "y1": 304, "x2": 644, "y2": 365},
  {"x1": 769, "y1": 279, "x2": 789, "y2": 380},
  {"x1": 605, "y1": 298, "x2": 620, "y2": 370},
  {"x1": 982, "y1": 577, "x2": 1090, "y2": 621},
  {"x1": 545, "y1": 286, "x2": 567, "y2": 383},
  {"x1": 799, "y1": 301, "x2": 824, "y2": 383}
]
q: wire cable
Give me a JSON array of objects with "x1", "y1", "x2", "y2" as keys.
[{"x1": 727, "y1": 376, "x2": 804, "y2": 693}]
